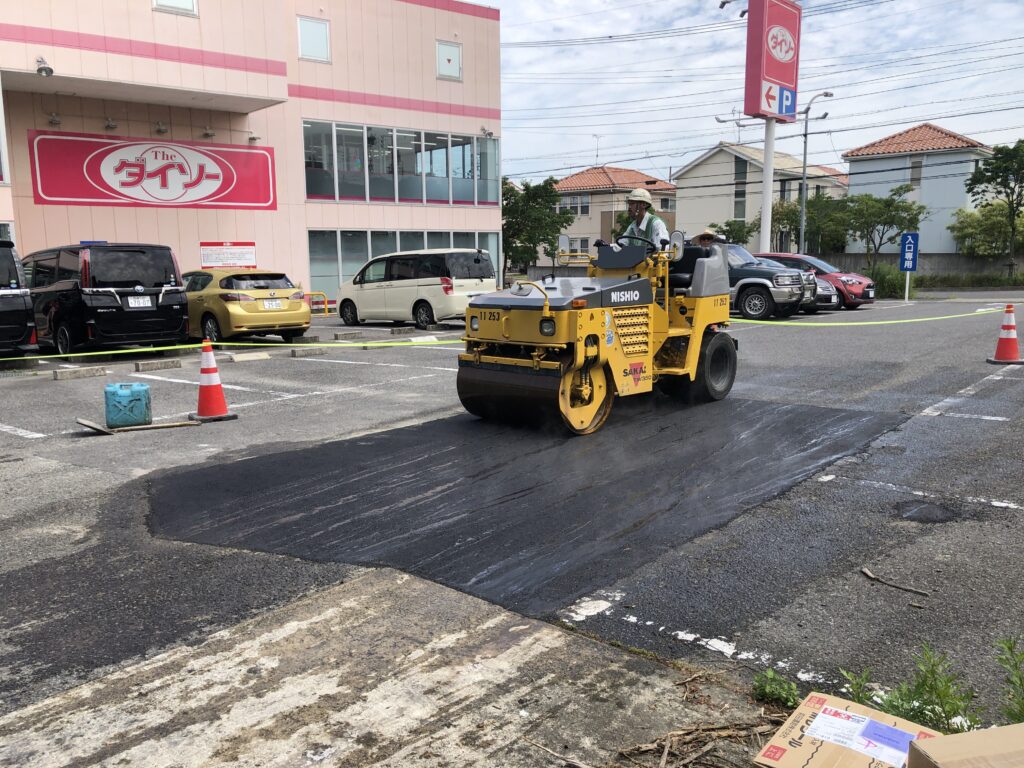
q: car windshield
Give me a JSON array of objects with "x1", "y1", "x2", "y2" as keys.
[
  {"x1": 801, "y1": 255, "x2": 840, "y2": 273},
  {"x1": 727, "y1": 244, "x2": 758, "y2": 266},
  {"x1": 90, "y1": 248, "x2": 178, "y2": 289},
  {"x1": 446, "y1": 252, "x2": 494, "y2": 279},
  {"x1": 221, "y1": 273, "x2": 295, "y2": 290},
  {"x1": 757, "y1": 258, "x2": 786, "y2": 268},
  {"x1": 0, "y1": 249, "x2": 23, "y2": 288}
]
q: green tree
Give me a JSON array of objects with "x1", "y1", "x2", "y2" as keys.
[
  {"x1": 708, "y1": 218, "x2": 758, "y2": 245},
  {"x1": 846, "y1": 184, "x2": 928, "y2": 268},
  {"x1": 804, "y1": 195, "x2": 850, "y2": 256},
  {"x1": 948, "y1": 201, "x2": 1022, "y2": 258},
  {"x1": 611, "y1": 210, "x2": 632, "y2": 240},
  {"x1": 752, "y1": 199, "x2": 801, "y2": 252},
  {"x1": 965, "y1": 139, "x2": 1024, "y2": 264},
  {"x1": 501, "y1": 177, "x2": 575, "y2": 282}
]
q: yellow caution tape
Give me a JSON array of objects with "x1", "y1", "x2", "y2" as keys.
[{"x1": 732, "y1": 308, "x2": 1003, "y2": 327}]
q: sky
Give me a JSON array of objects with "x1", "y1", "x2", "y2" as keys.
[{"x1": 488, "y1": 0, "x2": 1024, "y2": 189}]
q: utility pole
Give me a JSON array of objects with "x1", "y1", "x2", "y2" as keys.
[
  {"x1": 799, "y1": 91, "x2": 833, "y2": 254},
  {"x1": 592, "y1": 134, "x2": 602, "y2": 165}
]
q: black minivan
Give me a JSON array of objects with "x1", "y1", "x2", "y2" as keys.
[
  {"x1": 0, "y1": 241, "x2": 37, "y2": 356},
  {"x1": 22, "y1": 243, "x2": 189, "y2": 355}
]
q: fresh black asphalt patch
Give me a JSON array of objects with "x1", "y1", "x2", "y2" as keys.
[{"x1": 150, "y1": 397, "x2": 903, "y2": 616}]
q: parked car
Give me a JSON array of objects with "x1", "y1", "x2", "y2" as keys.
[
  {"x1": 338, "y1": 248, "x2": 495, "y2": 330},
  {"x1": 755, "y1": 257, "x2": 818, "y2": 316},
  {"x1": 22, "y1": 243, "x2": 188, "y2": 355},
  {"x1": 762, "y1": 254, "x2": 875, "y2": 309},
  {"x1": 726, "y1": 244, "x2": 814, "y2": 320},
  {"x1": 182, "y1": 269, "x2": 311, "y2": 342},
  {"x1": 0, "y1": 241, "x2": 37, "y2": 356}
]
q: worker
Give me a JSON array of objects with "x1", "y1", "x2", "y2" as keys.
[
  {"x1": 622, "y1": 188, "x2": 670, "y2": 251},
  {"x1": 696, "y1": 230, "x2": 717, "y2": 248}
]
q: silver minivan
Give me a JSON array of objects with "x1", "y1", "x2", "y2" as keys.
[{"x1": 337, "y1": 248, "x2": 495, "y2": 329}]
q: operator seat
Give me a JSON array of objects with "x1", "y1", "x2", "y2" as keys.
[{"x1": 668, "y1": 246, "x2": 709, "y2": 292}]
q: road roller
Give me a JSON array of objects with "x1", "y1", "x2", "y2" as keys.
[{"x1": 457, "y1": 232, "x2": 738, "y2": 435}]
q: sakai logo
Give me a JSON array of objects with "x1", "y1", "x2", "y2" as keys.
[
  {"x1": 767, "y1": 25, "x2": 796, "y2": 63},
  {"x1": 84, "y1": 143, "x2": 237, "y2": 205},
  {"x1": 610, "y1": 290, "x2": 641, "y2": 304},
  {"x1": 625, "y1": 362, "x2": 647, "y2": 385}
]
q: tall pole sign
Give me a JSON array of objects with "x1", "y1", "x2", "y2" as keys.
[{"x1": 744, "y1": 0, "x2": 802, "y2": 253}]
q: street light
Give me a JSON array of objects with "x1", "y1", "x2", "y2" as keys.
[{"x1": 798, "y1": 90, "x2": 833, "y2": 254}]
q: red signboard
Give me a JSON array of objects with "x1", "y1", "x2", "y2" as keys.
[
  {"x1": 28, "y1": 131, "x2": 276, "y2": 209},
  {"x1": 743, "y1": 0, "x2": 801, "y2": 122}
]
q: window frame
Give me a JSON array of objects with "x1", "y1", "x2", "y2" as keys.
[
  {"x1": 436, "y1": 40, "x2": 463, "y2": 82},
  {"x1": 152, "y1": 0, "x2": 198, "y2": 16},
  {"x1": 297, "y1": 16, "x2": 331, "y2": 63}
]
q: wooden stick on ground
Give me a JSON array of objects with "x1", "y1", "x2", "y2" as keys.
[
  {"x1": 861, "y1": 567, "x2": 930, "y2": 597},
  {"x1": 523, "y1": 737, "x2": 599, "y2": 768}
]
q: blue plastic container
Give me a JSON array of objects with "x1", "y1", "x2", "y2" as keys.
[{"x1": 104, "y1": 383, "x2": 152, "y2": 429}]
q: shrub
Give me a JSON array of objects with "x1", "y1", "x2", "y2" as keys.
[
  {"x1": 996, "y1": 637, "x2": 1024, "y2": 723},
  {"x1": 753, "y1": 668, "x2": 801, "y2": 708},
  {"x1": 868, "y1": 263, "x2": 915, "y2": 299}
]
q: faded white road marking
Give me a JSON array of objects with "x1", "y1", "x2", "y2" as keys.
[
  {"x1": 0, "y1": 423, "x2": 47, "y2": 439},
  {"x1": 918, "y1": 370, "x2": 1013, "y2": 421},
  {"x1": 297, "y1": 358, "x2": 458, "y2": 372},
  {"x1": 130, "y1": 373, "x2": 301, "y2": 397}
]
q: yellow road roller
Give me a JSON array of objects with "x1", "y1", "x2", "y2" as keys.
[{"x1": 457, "y1": 232, "x2": 738, "y2": 434}]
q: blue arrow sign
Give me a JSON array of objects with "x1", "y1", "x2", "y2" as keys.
[{"x1": 900, "y1": 232, "x2": 919, "y2": 272}]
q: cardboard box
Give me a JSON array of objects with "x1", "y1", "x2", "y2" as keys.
[
  {"x1": 754, "y1": 693, "x2": 942, "y2": 768},
  {"x1": 907, "y1": 722, "x2": 1024, "y2": 768}
]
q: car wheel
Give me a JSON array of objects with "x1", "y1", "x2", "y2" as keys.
[
  {"x1": 845, "y1": 303, "x2": 861, "y2": 310},
  {"x1": 691, "y1": 332, "x2": 738, "y2": 402},
  {"x1": 803, "y1": 306, "x2": 819, "y2": 314},
  {"x1": 835, "y1": 291, "x2": 846, "y2": 310},
  {"x1": 340, "y1": 301, "x2": 360, "y2": 326},
  {"x1": 738, "y1": 286, "x2": 774, "y2": 321},
  {"x1": 55, "y1": 324, "x2": 75, "y2": 357},
  {"x1": 414, "y1": 301, "x2": 435, "y2": 330},
  {"x1": 202, "y1": 314, "x2": 222, "y2": 343}
]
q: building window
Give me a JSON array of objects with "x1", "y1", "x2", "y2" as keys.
[
  {"x1": 437, "y1": 41, "x2": 462, "y2": 81},
  {"x1": 579, "y1": 194, "x2": 590, "y2": 215},
  {"x1": 298, "y1": 17, "x2": 330, "y2": 62},
  {"x1": 569, "y1": 238, "x2": 590, "y2": 252},
  {"x1": 424, "y1": 133, "x2": 449, "y2": 204},
  {"x1": 733, "y1": 156, "x2": 747, "y2": 220},
  {"x1": 336, "y1": 124, "x2": 366, "y2": 201},
  {"x1": 476, "y1": 137, "x2": 500, "y2": 206},
  {"x1": 559, "y1": 195, "x2": 590, "y2": 215},
  {"x1": 399, "y1": 231, "x2": 425, "y2": 251},
  {"x1": 370, "y1": 231, "x2": 397, "y2": 258},
  {"x1": 910, "y1": 158, "x2": 923, "y2": 189},
  {"x1": 451, "y1": 135, "x2": 475, "y2": 205},
  {"x1": 660, "y1": 197, "x2": 675, "y2": 212},
  {"x1": 153, "y1": 0, "x2": 197, "y2": 15},
  {"x1": 814, "y1": 185, "x2": 824, "y2": 198},
  {"x1": 453, "y1": 232, "x2": 477, "y2": 249},
  {"x1": 396, "y1": 130, "x2": 424, "y2": 204},
  {"x1": 303, "y1": 121, "x2": 336, "y2": 200},
  {"x1": 779, "y1": 180, "x2": 789, "y2": 201},
  {"x1": 309, "y1": 230, "x2": 340, "y2": 302},
  {"x1": 427, "y1": 232, "x2": 451, "y2": 249},
  {"x1": 367, "y1": 127, "x2": 396, "y2": 202}
]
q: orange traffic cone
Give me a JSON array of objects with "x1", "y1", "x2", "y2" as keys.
[
  {"x1": 987, "y1": 304, "x2": 1024, "y2": 365},
  {"x1": 189, "y1": 339, "x2": 239, "y2": 422}
]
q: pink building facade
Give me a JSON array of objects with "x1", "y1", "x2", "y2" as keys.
[{"x1": 0, "y1": 0, "x2": 502, "y2": 304}]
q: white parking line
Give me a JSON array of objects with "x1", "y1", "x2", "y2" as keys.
[
  {"x1": 0, "y1": 423, "x2": 47, "y2": 439},
  {"x1": 918, "y1": 370, "x2": 1012, "y2": 421},
  {"x1": 130, "y1": 373, "x2": 301, "y2": 397},
  {"x1": 297, "y1": 358, "x2": 458, "y2": 373},
  {"x1": 816, "y1": 475, "x2": 1021, "y2": 511}
]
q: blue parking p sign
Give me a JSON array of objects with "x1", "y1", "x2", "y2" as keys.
[{"x1": 900, "y1": 232, "x2": 919, "y2": 272}]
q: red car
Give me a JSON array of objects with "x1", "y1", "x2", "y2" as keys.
[{"x1": 757, "y1": 253, "x2": 875, "y2": 309}]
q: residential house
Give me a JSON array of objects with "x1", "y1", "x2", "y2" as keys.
[
  {"x1": 554, "y1": 166, "x2": 677, "y2": 254},
  {"x1": 671, "y1": 142, "x2": 847, "y2": 250},
  {"x1": 842, "y1": 123, "x2": 992, "y2": 254}
]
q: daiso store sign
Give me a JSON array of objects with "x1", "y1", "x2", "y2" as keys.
[
  {"x1": 744, "y1": 0, "x2": 801, "y2": 122},
  {"x1": 28, "y1": 131, "x2": 276, "y2": 210}
]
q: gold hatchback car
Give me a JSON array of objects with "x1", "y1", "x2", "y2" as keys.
[{"x1": 183, "y1": 269, "x2": 311, "y2": 342}]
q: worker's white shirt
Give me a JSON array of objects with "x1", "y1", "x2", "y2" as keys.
[{"x1": 623, "y1": 212, "x2": 670, "y2": 250}]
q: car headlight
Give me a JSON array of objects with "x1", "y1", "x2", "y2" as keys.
[
  {"x1": 539, "y1": 317, "x2": 556, "y2": 336},
  {"x1": 470, "y1": 316, "x2": 479, "y2": 331},
  {"x1": 840, "y1": 277, "x2": 860, "y2": 285},
  {"x1": 773, "y1": 274, "x2": 801, "y2": 287}
]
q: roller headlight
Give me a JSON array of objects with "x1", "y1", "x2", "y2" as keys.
[
  {"x1": 470, "y1": 316, "x2": 480, "y2": 331},
  {"x1": 539, "y1": 317, "x2": 556, "y2": 336}
]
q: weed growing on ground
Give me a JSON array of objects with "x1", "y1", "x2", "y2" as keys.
[
  {"x1": 995, "y1": 636, "x2": 1024, "y2": 723},
  {"x1": 752, "y1": 668, "x2": 801, "y2": 708}
]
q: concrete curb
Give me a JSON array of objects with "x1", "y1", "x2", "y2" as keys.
[
  {"x1": 52, "y1": 366, "x2": 107, "y2": 381},
  {"x1": 291, "y1": 347, "x2": 326, "y2": 358},
  {"x1": 390, "y1": 326, "x2": 415, "y2": 335},
  {"x1": 134, "y1": 359, "x2": 183, "y2": 372},
  {"x1": 334, "y1": 331, "x2": 361, "y2": 340},
  {"x1": 226, "y1": 352, "x2": 271, "y2": 363}
]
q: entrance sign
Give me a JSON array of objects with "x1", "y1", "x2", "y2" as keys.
[
  {"x1": 900, "y1": 232, "x2": 919, "y2": 272},
  {"x1": 744, "y1": 0, "x2": 802, "y2": 122},
  {"x1": 29, "y1": 131, "x2": 277, "y2": 210},
  {"x1": 200, "y1": 242, "x2": 258, "y2": 269}
]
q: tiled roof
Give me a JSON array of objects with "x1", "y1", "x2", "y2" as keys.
[
  {"x1": 556, "y1": 165, "x2": 675, "y2": 193},
  {"x1": 843, "y1": 123, "x2": 988, "y2": 158},
  {"x1": 692, "y1": 144, "x2": 846, "y2": 186}
]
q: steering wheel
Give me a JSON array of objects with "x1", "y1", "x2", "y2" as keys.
[{"x1": 616, "y1": 235, "x2": 657, "y2": 254}]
